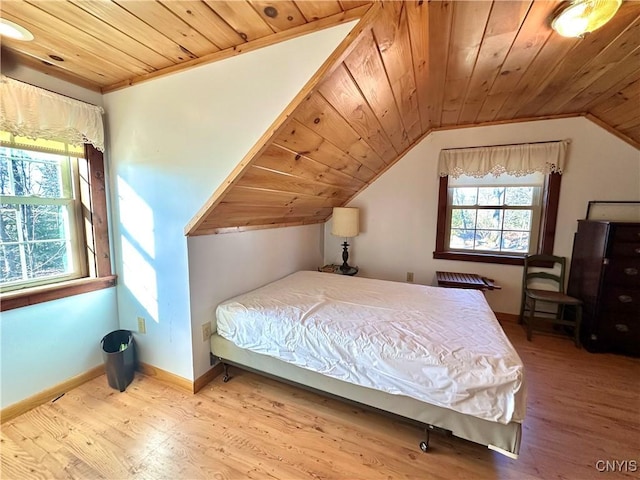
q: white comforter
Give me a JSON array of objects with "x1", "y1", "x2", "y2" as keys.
[{"x1": 216, "y1": 271, "x2": 526, "y2": 424}]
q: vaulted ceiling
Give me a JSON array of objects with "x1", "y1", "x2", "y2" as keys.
[{"x1": 2, "y1": 1, "x2": 639, "y2": 236}]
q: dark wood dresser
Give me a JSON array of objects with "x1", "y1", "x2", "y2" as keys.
[{"x1": 567, "y1": 220, "x2": 640, "y2": 356}]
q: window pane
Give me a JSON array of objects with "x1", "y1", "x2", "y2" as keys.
[
  {"x1": 477, "y1": 209, "x2": 503, "y2": 229},
  {"x1": 15, "y1": 158, "x2": 63, "y2": 198},
  {"x1": 0, "y1": 244, "x2": 23, "y2": 282},
  {"x1": 478, "y1": 187, "x2": 505, "y2": 206},
  {"x1": 452, "y1": 188, "x2": 477, "y2": 206},
  {"x1": 505, "y1": 186, "x2": 534, "y2": 206},
  {"x1": 26, "y1": 240, "x2": 70, "y2": 279},
  {"x1": 450, "y1": 229, "x2": 475, "y2": 249},
  {"x1": 0, "y1": 206, "x2": 18, "y2": 242},
  {"x1": 1, "y1": 148, "x2": 66, "y2": 198},
  {"x1": 20, "y1": 204, "x2": 69, "y2": 242},
  {"x1": 475, "y1": 230, "x2": 501, "y2": 251},
  {"x1": 502, "y1": 231, "x2": 530, "y2": 253},
  {"x1": 0, "y1": 156, "x2": 11, "y2": 195},
  {"x1": 504, "y1": 209, "x2": 532, "y2": 231},
  {"x1": 451, "y1": 208, "x2": 477, "y2": 229}
]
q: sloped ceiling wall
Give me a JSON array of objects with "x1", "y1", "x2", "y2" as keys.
[{"x1": 186, "y1": 1, "x2": 640, "y2": 236}]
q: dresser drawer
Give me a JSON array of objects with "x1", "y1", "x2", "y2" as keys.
[
  {"x1": 611, "y1": 242, "x2": 640, "y2": 257},
  {"x1": 596, "y1": 313, "x2": 640, "y2": 356},
  {"x1": 604, "y1": 258, "x2": 640, "y2": 285},
  {"x1": 601, "y1": 288, "x2": 640, "y2": 314},
  {"x1": 611, "y1": 225, "x2": 640, "y2": 243}
]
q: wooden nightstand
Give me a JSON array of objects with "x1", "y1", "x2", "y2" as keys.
[{"x1": 318, "y1": 264, "x2": 358, "y2": 276}]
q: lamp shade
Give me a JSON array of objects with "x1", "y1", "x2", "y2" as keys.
[{"x1": 331, "y1": 207, "x2": 359, "y2": 238}]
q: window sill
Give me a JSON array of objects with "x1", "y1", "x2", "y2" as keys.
[
  {"x1": 1, "y1": 275, "x2": 117, "y2": 312},
  {"x1": 433, "y1": 251, "x2": 526, "y2": 266}
]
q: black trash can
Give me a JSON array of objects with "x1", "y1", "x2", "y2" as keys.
[{"x1": 101, "y1": 330, "x2": 135, "y2": 392}]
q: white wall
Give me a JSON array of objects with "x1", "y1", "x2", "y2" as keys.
[
  {"x1": 188, "y1": 225, "x2": 323, "y2": 378},
  {"x1": 104, "y1": 22, "x2": 354, "y2": 381},
  {"x1": 0, "y1": 67, "x2": 117, "y2": 410},
  {"x1": 0, "y1": 288, "x2": 119, "y2": 409},
  {"x1": 325, "y1": 117, "x2": 640, "y2": 315}
]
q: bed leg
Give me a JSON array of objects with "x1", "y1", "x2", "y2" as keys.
[
  {"x1": 419, "y1": 424, "x2": 451, "y2": 452},
  {"x1": 222, "y1": 362, "x2": 231, "y2": 383},
  {"x1": 420, "y1": 427, "x2": 430, "y2": 452}
]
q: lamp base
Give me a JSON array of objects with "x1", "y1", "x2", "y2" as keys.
[
  {"x1": 337, "y1": 265, "x2": 358, "y2": 276},
  {"x1": 334, "y1": 240, "x2": 357, "y2": 275},
  {"x1": 340, "y1": 240, "x2": 351, "y2": 271}
]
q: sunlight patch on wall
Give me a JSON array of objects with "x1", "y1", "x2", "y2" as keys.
[
  {"x1": 121, "y1": 235, "x2": 158, "y2": 321},
  {"x1": 117, "y1": 175, "x2": 159, "y2": 321},
  {"x1": 117, "y1": 176, "x2": 155, "y2": 258}
]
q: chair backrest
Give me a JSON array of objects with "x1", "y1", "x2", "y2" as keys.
[{"x1": 522, "y1": 254, "x2": 567, "y2": 293}]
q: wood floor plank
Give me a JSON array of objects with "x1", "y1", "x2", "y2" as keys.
[
  {"x1": 2, "y1": 320, "x2": 639, "y2": 479},
  {"x1": 0, "y1": 433, "x2": 67, "y2": 480}
]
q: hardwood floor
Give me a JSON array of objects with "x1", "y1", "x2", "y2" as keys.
[{"x1": 2, "y1": 321, "x2": 639, "y2": 479}]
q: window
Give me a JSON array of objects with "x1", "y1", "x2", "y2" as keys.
[
  {"x1": 435, "y1": 173, "x2": 561, "y2": 265},
  {"x1": 0, "y1": 133, "x2": 114, "y2": 309},
  {"x1": 448, "y1": 172, "x2": 543, "y2": 254},
  {"x1": 1, "y1": 141, "x2": 86, "y2": 290},
  {"x1": 433, "y1": 140, "x2": 567, "y2": 265},
  {"x1": 0, "y1": 76, "x2": 112, "y2": 310}
]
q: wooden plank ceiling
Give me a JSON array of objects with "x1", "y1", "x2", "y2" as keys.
[
  {"x1": 0, "y1": 0, "x2": 371, "y2": 91},
  {"x1": 1, "y1": 1, "x2": 639, "y2": 236}
]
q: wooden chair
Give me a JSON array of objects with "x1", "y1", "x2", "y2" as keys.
[{"x1": 519, "y1": 254, "x2": 582, "y2": 347}]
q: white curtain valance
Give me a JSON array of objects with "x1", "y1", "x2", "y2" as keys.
[
  {"x1": 438, "y1": 140, "x2": 569, "y2": 178},
  {"x1": 0, "y1": 75, "x2": 105, "y2": 152}
]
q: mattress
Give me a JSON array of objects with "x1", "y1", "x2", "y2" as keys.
[{"x1": 215, "y1": 271, "x2": 526, "y2": 424}]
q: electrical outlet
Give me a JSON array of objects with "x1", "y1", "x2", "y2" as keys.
[
  {"x1": 202, "y1": 322, "x2": 212, "y2": 342},
  {"x1": 137, "y1": 316, "x2": 146, "y2": 334},
  {"x1": 406, "y1": 272, "x2": 414, "y2": 283}
]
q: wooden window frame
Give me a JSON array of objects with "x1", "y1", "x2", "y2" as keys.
[
  {"x1": 1, "y1": 145, "x2": 115, "y2": 311},
  {"x1": 433, "y1": 173, "x2": 561, "y2": 266}
]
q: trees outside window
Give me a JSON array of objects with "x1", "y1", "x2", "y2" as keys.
[{"x1": 1, "y1": 147, "x2": 84, "y2": 289}]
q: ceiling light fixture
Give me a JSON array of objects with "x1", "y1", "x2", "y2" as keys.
[
  {"x1": 551, "y1": 0, "x2": 622, "y2": 38},
  {"x1": 0, "y1": 18, "x2": 34, "y2": 41}
]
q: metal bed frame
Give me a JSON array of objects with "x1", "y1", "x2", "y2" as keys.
[{"x1": 210, "y1": 334, "x2": 522, "y2": 459}]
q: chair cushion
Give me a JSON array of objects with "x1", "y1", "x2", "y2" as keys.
[{"x1": 525, "y1": 288, "x2": 582, "y2": 304}]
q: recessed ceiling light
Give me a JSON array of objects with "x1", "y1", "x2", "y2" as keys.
[
  {"x1": 264, "y1": 6, "x2": 278, "y2": 18},
  {"x1": 0, "y1": 18, "x2": 34, "y2": 41}
]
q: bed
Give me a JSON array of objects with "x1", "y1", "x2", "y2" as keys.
[{"x1": 211, "y1": 271, "x2": 526, "y2": 458}]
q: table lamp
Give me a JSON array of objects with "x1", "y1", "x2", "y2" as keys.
[{"x1": 331, "y1": 207, "x2": 359, "y2": 273}]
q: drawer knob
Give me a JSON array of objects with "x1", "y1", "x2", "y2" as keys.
[
  {"x1": 624, "y1": 267, "x2": 639, "y2": 275},
  {"x1": 615, "y1": 324, "x2": 629, "y2": 333},
  {"x1": 635, "y1": 247, "x2": 640, "y2": 254},
  {"x1": 618, "y1": 295, "x2": 633, "y2": 303}
]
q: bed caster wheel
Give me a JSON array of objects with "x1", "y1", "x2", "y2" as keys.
[
  {"x1": 223, "y1": 375, "x2": 230, "y2": 383},
  {"x1": 419, "y1": 441, "x2": 429, "y2": 452}
]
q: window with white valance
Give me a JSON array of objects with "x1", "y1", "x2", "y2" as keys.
[
  {"x1": 0, "y1": 76, "x2": 113, "y2": 309},
  {"x1": 434, "y1": 140, "x2": 568, "y2": 265},
  {"x1": 0, "y1": 75, "x2": 105, "y2": 152}
]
